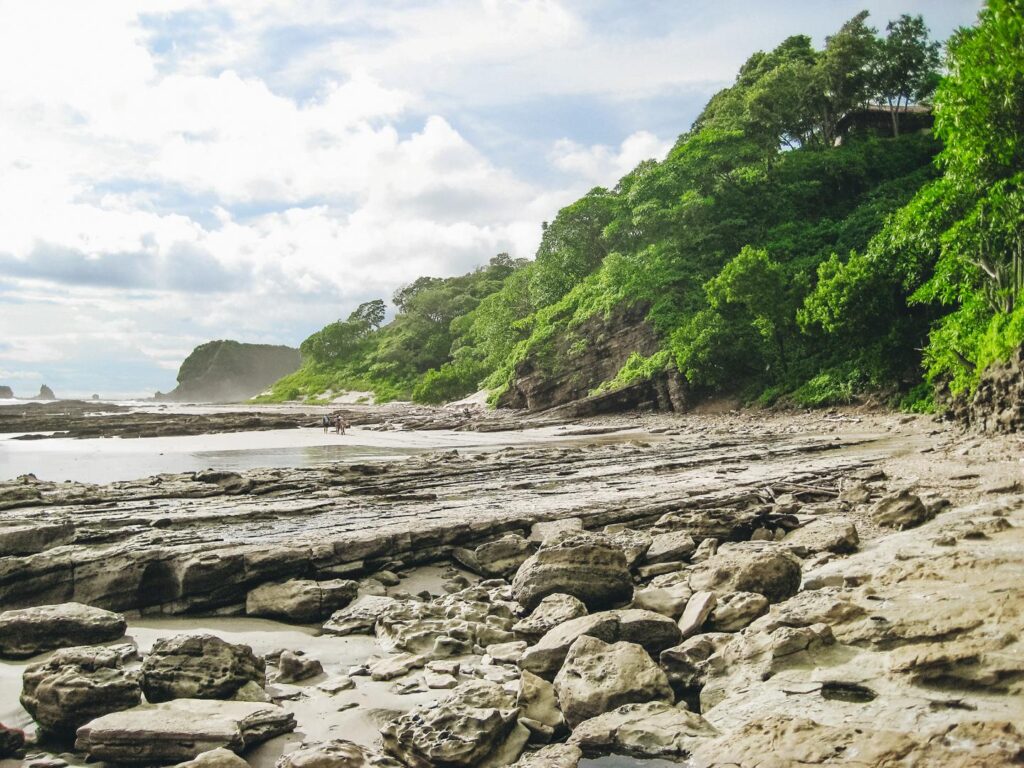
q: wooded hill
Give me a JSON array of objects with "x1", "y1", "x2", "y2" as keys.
[{"x1": 262, "y1": 3, "x2": 1024, "y2": 414}]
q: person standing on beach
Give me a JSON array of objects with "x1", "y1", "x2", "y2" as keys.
[{"x1": 322, "y1": 414, "x2": 330, "y2": 434}]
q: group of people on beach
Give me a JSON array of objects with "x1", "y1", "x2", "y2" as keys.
[{"x1": 321, "y1": 414, "x2": 350, "y2": 435}]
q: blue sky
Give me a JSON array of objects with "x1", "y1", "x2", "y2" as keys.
[{"x1": 0, "y1": 0, "x2": 983, "y2": 397}]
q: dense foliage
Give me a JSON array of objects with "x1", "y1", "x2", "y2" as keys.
[{"x1": 263, "y1": 4, "x2": 1023, "y2": 411}]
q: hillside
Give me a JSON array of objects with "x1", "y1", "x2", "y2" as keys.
[
  {"x1": 158, "y1": 340, "x2": 301, "y2": 403},
  {"x1": 264, "y1": 5, "x2": 1024, "y2": 425}
]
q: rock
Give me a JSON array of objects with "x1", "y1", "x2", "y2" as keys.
[
  {"x1": 425, "y1": 672, "x2": 458, "y2": 689},
  {"x1": 0, "y1": 520, "x2": 74, "y2": 556},
  {"x1": 645, "y1": 531, "x2": 697, "y2": 564},
  {"x1": 159, "y1": 341, "x2": 301, "y2": 404},
  {"x1": 517, "y1": 670, "x2": 563, "y2": 730},
  {"x1": 554, "y1": 636, "x2": 673, "y2": 727},
  {"x1": 0, "y1": 724, "x2": 26, "y2": 758},
  {"x1": 322, "y1": 595, "x2": 397, "y2": 636},
  {"x1": 603, "y1": 527, "x2": 653, "y2": 568},
  {"x1": 569, "y1": 701, "x2": 717, "y2": 758},
  {"x1": 510, "y1": 743, "x2": 582, "y2": 768},
  {"x1": 275, "y1": 651, "x2": 323, "y2": 684},
  {"x1": 783, "y1": 516, "x2": 859, "y2": 554},
  {"x1": 173, "y1": 747, "x2": 250, "y2": 768},
  {"x1": 21, "y1": 645, "x2": 142, "y2": 736},
  {"x1": 37, "y1": 385, "x2": 56, "y2": 400},
  {"x1": 370, "y1": 653, "x2": 427, "y2": 681},
  {"x1": 245, "y1": 579, "x2": 358, "y2": 623},
  {"x1": 511, "y1": 532, "x2": 633, "y2": 611},
  {"x1": 678, "y1": 591, "x2": 717, "y2": 639},
  {"x1": 687, "y1": 544, "x2": 802, "y2": 603},
  {"x1": 140, "y1": 634, "x2": 265, "y2": 703},
  {"x1": 232, "y1": 680, "x2": 271, "y2": 702},
  {"x1": 690, "y1": 537, "x2": 718, "y2": 563},
  {"x1": 486, "y1": 641, "x2": 527, "y2": 664},
  {"x1": 659, "y1": 633, "x2": 733, "y2": 690},
  {"x1": 0, "y1": 603, "x2": 127, "y2": 659},
  {"x1": 708, "y1": 591, "x2": 769, "y2": 632},
  {"x1": 512, "y1": 593, "x2": 588, "y2": 641},
  {"x1": 317, "y1": 676, "x2": 355, "y2": 694},
  {"x1": 276, "y1": 739, "x2": 402, "y2": 768},
  {"x1": 74, "y1": 698, "x2": 295, "y2": 763},
  {"x1": 359, "y1": 578, "x2": 387, "y2": 596},
  {"x1": 380, "y1": 682, "x2": 527, "y2": 767},
  {"x1": 871, "y1": 490, "x2": 933, "y2": 530},
  {"x1": 632, "y1": 582, "x2": 693, "y2": 619},
  {"x1": 519, "y1": 609, "x2": 680, "y2": 680},
  {"x1": 0, "y1": 385, "x2": 12, "y2": 399},
  {"x1": 453, "y1": 534, "x2": 532, "y2": 578}
]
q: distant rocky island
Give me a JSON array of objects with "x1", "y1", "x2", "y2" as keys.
[
  {"x1": 156, "y1": 340, "x2": 301, "y2": 404},
  {"x1": 0, "y1": 385, "x2": 55, "y2": 400}
]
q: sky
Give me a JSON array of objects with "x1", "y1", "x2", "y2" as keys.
[{"x1": 0, "y1": 0, "x2": 983, "y2": 397}]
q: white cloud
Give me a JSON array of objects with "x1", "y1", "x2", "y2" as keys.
[{"x1": 550, "y1": 130, "x2": 672, "y2": 186}]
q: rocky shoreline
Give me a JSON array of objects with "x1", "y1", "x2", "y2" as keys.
[{"x1": 1, "y1": 408, "x2": 1022, "y2": 766}]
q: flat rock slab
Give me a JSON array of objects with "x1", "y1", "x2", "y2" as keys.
[
  {"x1": 74, "y1": 698, "x2": 296, "y2": 763},
  {"x1": 0, "y1": 602, "x2": 126, "y2": 659}
]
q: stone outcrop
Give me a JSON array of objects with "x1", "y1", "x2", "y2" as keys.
[
  {"x1": 0, "y1": 385, "x2": 13, "y2": 399},
  {"x1": 0, "y1": 520, "x2": 74, "y2": 556},
  {"x1": 21, "y1": 645, "x2": 141, "y2": 736},
  {"x1": 74, "y1": 699, "x2": 296, "y2": 763},
  {"x1": 245, "y1": 578, "x2": 358, "y2": 623},
  {"x1": 0, "y1": 603, "x2": 127, "y2": 659},
  {"x1": 553, "y1": 636, "x2": 673, "y2": 727},
  {"x1": 37, "y1": 385, "x2": 56, "y2": 400},
  {"x1": 380, "y1": 681, "x2": 528, "y2": 768},
  {"x1": 871, "y1": 489, "x2": 932, "y2": 529},
  {"x1": 158, "y1": 340, "x2": 301, "y2": 404},
  {"x1": 511, "y1": 532, "x2": 633, "y2": 611},
  {"x1": 140, "y1": 634, "x2": 265, "y2": 703},
  {"x1": 323, "y1": 596, "x2": 398, "y2": 636}
]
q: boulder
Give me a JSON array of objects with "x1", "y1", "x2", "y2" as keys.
[
  {"x1": 519, "y1": 609, "x2": 680, "y2": 680},
  {"x1": 245, "y1": 579, "x2": 358, "y2": 623},
  {"x1": 140, "y1": 634, "x2": 265, "y2": 703},
  {"x1": 276, "y1": 739, "x2": 402, "y2": 768},
  {"x1": 21, "y1": 645, "x2": 141, "y2": 736},
  {"x1": 512, "y1": 593, "x2": 588, "y2": 641},
  {"x1": 645, "y1": 531, "x2": 697, "y2": 564},
  {"x1": 707, "y1": 591, "x2": 769, "y2": 632},
  {"x1": 173, "y1": 748, "x2": 250, "y2": 768},
  {"x1": 517, "y1": 670, "x2": 563, "y2": 730},
  {"x1": 632, "y1": 582, "x2": 693, "y2": 619},
  {"x1": 75, "y1": 698, "x2": 295, "y2": 763},
  {"x1": 275, "y1": 651, "x2": 323, "y2": 684},
  {"x1": 453, "y1": 534, "x2": 532, "y2": 578},
  {"x1": 0, "y1": 602, "x2": 127, "y2": 659},
  {"x1": 659, "y1": 633, "x2": 733, "y2": 690},
  {"x1": 553, "y1": 636, "x2": 673, "y2": 727},
  {"x1": 511, "y1": 532, "x2": 633, "y2": 611},
  {"x1": 687, "y1": 544, "x2": 802, "y2": 603},
  {"x1": 528, "y1": 518, "x2": 583, "y2": 545},
  {"x1": 569, "y1": 701, "x2": 717, "y2": 758},
  {"x1": 783, "y1": 517, "x2": 859, "y2": 555},
  {"x1": 37, "y1": 384, "x2": 56, "y2": 400},
  {"x1": 380, "y1": 682, "x2": 528, "y2": 767},
  {"x1": 871, "y1": 490, "x2": 933, "y2": 530},
  {"x1": 322, "y1": 596, "x2": 397, "y2": 636},
  {"x1": 678, "y1": 591, "x2": 717, "y2": 639},
  {"x1": 603, "y1": 528, "x2": 653, "y2": 568}
]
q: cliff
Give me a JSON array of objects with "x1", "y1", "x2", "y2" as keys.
[
  {"x1": 158, "y1": 340, "x2": 301, "y2": 404},
  {"x1": 0, "y1": 386, "x2": 13, "y2": 399},
  {"x1": 497, "y1": 303, "x2": 688, "y2": 414}
]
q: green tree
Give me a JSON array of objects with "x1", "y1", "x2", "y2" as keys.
[
  {"x1": 811, "y1": 11, "x2": 878, "y2": 147},
  {"x1": 347, "y1": 299, "x2": 386, "y2": 330},
  {"x1": 871, "y1": 14, "x2": 941, "y2": 136}
]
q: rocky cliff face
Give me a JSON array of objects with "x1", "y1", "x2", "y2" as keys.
[
  {"x1": 157, "y1": 340, "x2": 300, "y2": 404},
  {"x1": 497, "y1": 304, "x2": 687, "y2": 414},
  {"x1": 0, "y1": 386, "x2": 13, "y2": 399},
  {"x1": 36, "y1": 385, "x2": 55, "y2": 400},
  {"x1": 943, "y1": 344, "x2": 1024, "y2": 433}
]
